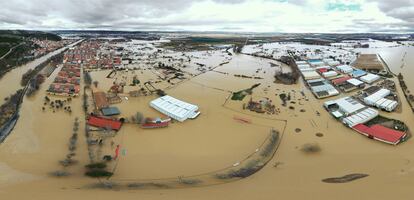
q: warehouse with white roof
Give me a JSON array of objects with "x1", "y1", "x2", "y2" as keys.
[
  {"x1": 336, "y1": 65, "x2": 354, "y2": 73},
  {"x1": 342, "y1": 108, "x2": 379, "y2": 127},
  {"x1": 302, "y1": 71, "x2": 321, "y2": 80},
  {"x1": 324, "y1": 97, "x2": 366, "y2": 115},
  {"x1": 322, "y1": 71, "x2": 338, "y2": 78},
  {"x1": 297, "y1": 64, "x2": 311, "y2": 69},
  {"x1": 364, "y1": 88, "x2": 398, "y2": 112},
  {"x1": 295, "y1": 61, "x2": 307, "y2": 65},
  {"x1": 360, "y1": 73, "x2": 380, "y2": 84},
  {"x1": 150, "y1": 95, "x2": 201, "y2": 122},
  {"x1": 347, "y1": 78, "x2": 365, "y2": 87}
]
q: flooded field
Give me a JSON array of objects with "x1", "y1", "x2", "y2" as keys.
[
  {"x1": 1, "y1": 39, "x2": 414, "y2": 200},
  {"x1": 356, "y1": 45, "x2": 414, "y2": 90}
]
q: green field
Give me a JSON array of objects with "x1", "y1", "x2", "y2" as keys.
[{"x1": 0, "y1": 45, "x2": 10, "y2": 57}]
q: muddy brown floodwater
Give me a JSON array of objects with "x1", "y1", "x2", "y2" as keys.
[{"x1": 1, "y1": 44, "x2": 414, "y2": 200}]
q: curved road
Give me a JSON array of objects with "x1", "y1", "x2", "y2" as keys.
[{"x1": 0, "y1": 42, "x2": 24, "y2": 60}]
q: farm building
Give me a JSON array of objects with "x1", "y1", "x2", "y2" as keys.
[
  {"x1": 101, "y1": 107, "x2": 121, "y2": 116},
  {"x1": 342, "y1": 108, "x2": 379, "y2": 127},
  {"x1": 295, "y1": 61, "x2": 307, "y2": 65},
  {"x1": 326, "y1": 60, "x2": 340, "y2": 66},
  {"x1": 308, "y1": 79, "x2": 339, "y2": 98},
  {"x1": 322, "y1": 71, "x2": 338, "y2": 78},
  {"x1": 353, "y1": 124, "x2": 406, "y2": 145},
  {"x1": 302, "y1": 71, "x2": 321, "y2": 80},
  {"x1": 297, "y1": 64, "x2": 311, "y2": 69},
  {"x1": 347, "y1": 78, "x2": 365, "y2": 87},
  {"x1": 336, "y1": 65, "x2": 354, "y2": 73},
  {"x1": 299, "y1": 67, "x2": 315, "y2": 72},
  {"x1": 308, "y1": 59, "x2": 325, "y2": 67},
  {"x1": 351, "y1": 69, "x2": 367, "y2": 78},
  {"x1": 364, "y1": 88, "x2": 398, "y2": 112},
  {"x1": 324, "y1": 97, "x2": 366, "y2": 115},
  {"x1": 360, "y1": 73, "x2": 380, "y2": 84},
  {"x1": 331, "y1": 76, "x2": 351, "y2": 85},
  {"x1": 87, "y1": 116, "x2": 123, "y2": 131},
  {"x1": 93, "y1": 91, "x2": 109, "y2": 110}
]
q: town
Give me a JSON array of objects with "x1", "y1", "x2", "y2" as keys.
[{"x1": 1, "y1": 0, "x2": 414, "y2": 199}]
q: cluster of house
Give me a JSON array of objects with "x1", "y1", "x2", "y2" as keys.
[
  {"x1": 63, "y1": 41, "x2": 99, "y2": 64},
  {"x1": 30, "y1": 39, "x2": 72, "y2": 58},
  {"x1": 46, "y1": 43, "x2": 96, "y2": 96},
  {"x1": 324, "y1": 96, "x2": 405, "y2": 145},
  {"x1": 47, "y1": 63, "x2": 81, "y2": 96},
  {"x1": 296, "y1": 59, "x2": 381, "y2": 99},
  {"x1": 71, "y1": 41, "x2": 125, "y2": 71}
]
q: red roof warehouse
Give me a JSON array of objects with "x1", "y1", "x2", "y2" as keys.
[
  {"x1": 317, "y1": 68, "x2": 328, "y2": 73},
  {"x1": 353, "y1": 124, "x2": 406, "y2": 145},
  {"x1": 87, "y1": 116, "x2": 123, "y2": 131},
  {"x1": 331, "y1": 76, "x2": 351, "y2": 85}
]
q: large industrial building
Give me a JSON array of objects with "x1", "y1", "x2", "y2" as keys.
[
  {"x1": 360, "y1": 73, "x2": 380, "y2": 84},
  {"x1": 353, "y1": 124, "x2": 406, "y2": 145},
  {"x1": 342, "y1": 108, "x2": 379, "y2": 127},
  {"x1": 364, "y1": 88, "x2": 398, "y2": 112},
  {"x1": 150, "y1": 95, "x2": 201, "y2": 122},
  {"x1": 324, "y1": 96, "x2": 366, "y2": 115}
]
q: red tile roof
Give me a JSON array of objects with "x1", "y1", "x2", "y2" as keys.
[
  {"x1": 353, "y1": 124, "x2": 405, "y2": 144},
  {"x1": 87, "y1": 116, "x2": 122, "y2": 131},
  {"x1": 332, "y1": 76, "x2": 351, "y2": 85},
  {"x1": 318, "y1": 68, "x2": 328, "y2": 73}
]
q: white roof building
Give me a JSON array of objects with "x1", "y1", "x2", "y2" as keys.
[
  {"x1": 364, "y1": 88, "x2": 390, "y2": 105},
  {"x1": 150, "y1": 95, "x2": 201, "y2": 122},
  {"x1": 311, "y1": 84, "x2": 339, "y2": 95},
  {"x1": 324, "y1": 97, "x2": 366, "y2": 115},
  {"x1": 332, "y1": 111, "x2": 344, "y2": 118},
  {"x1": 322, "y1": 71, "x2": 338, "y2": 78},
  {"x1": 347, "y1": 78, "x2": 364, "y2": 87},
  {"x1": 295, "y1": 61, "x2": 307, "y2": 65},
  {"x1": 299, "y1": 68, "x2": 315, "y2": 72},
  {"x1": 342, "y1": 108, "x2": 379, "y2": 127},
  {"x1": 302, "y1": 71, "x2": 321, "y2": 80},
  {"x1": 316, "y1": 65, "x2": 331, "y2": 69},
  {"x1": 297, "y1": 64, "x2": 311, "y2": 69},
  {"x1": 327, "y1": 60, "x2": 341, "y2": 66},
  {"x1": 364, "y1": 88, "x2": 398, "y2": 112},
  {"x1": 360, "y1": 73, "x2": 380, "y2": 84},
  {"x1": 336, "y1": 65, "x2": 354, "y2": 73},
  {"x1": 323, "y1": 58, "x2": 334, "y2": 62},
  {"x1": 309, "y1": 61, "x2": 325, "y2": 67}
]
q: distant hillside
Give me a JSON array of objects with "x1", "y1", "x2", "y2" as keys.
[
  {"x1": 0, "y1": 30, "x2": 61, "y2": 41},
  {"x1": 0, "y1": 30, "x2": 62, "y2": 77}
]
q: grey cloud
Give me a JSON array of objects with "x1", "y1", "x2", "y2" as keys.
[
  {"x1": 0, "y1": 0, "x2": 412, "y2": 33},
  {"x1": 369, "y1": 0, "x2": 414, "y2": 23},
  {"x1": 0, "y1": 0, "x2": 248, "y2": 28}
]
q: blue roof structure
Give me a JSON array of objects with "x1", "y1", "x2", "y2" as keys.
[
  {"x1": 101, "y1": 107, "x2": 121, "y2": 116},
  {"x1": 352, "y1": 69, "x2": 367, "y2": 77}
]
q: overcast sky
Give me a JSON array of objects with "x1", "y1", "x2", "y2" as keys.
[{"x1": 0, "y1": 0, "x2": 413, "y2": 33}]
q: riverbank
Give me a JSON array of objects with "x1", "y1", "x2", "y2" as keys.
[
  {"x1": 0, "y1": 40, "x2": 82, "y2": 143},
  {"x1": 0, "y1": 40, "x2": 82, "y2": 104},
  {"x1": 397, "y1": 73, "x2": 414, "y2": 112}
]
